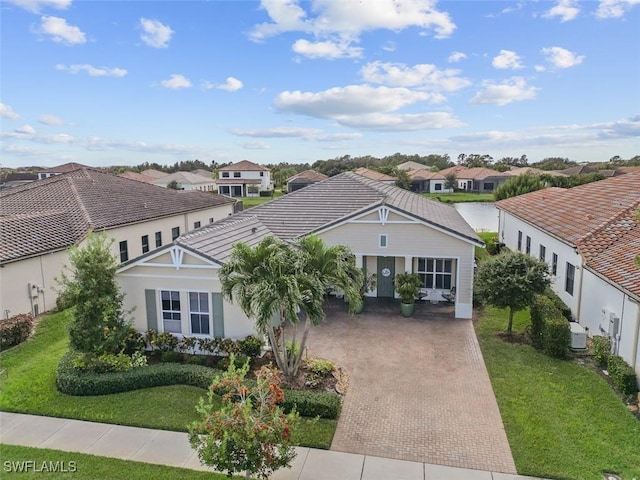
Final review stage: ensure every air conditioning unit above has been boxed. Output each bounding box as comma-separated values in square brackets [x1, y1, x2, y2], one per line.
[569, 322, 587, 350]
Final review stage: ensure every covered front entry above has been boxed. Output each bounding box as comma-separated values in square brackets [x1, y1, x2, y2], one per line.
[376, 256, 395, 297]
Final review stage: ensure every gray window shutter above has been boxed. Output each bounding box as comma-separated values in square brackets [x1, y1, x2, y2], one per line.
[145, 289, 158, 331]
[212, 292, 224, 338]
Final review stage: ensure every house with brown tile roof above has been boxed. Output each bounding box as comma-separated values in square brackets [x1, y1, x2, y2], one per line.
[140, 169, 168, 179]
[407, 169, 450, 193]
[454, 167, 512, 193]
[37, 162, 90, 180]
[151, 171, 217, 192]
[0, 168, 236, 318]
[353, 167, 396, 184]
[286, 169, 328, 192]
[117, 172, 483, 342]
[496, 173, 640, 381]
[217, 160, 272, 197]
[119, 171, 156, 183]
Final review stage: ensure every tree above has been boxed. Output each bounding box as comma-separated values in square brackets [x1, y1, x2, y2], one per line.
[219, 236, 362, 378]
[531, 157, 576, 171]
[444, 173, 457, 191]
[457, 153, 493, 168]
[493, 173, 545, 201]
[56, 233, 131, 354]
[188, 358, 298, 480]
[475, 252, 550, 335]
[166, 180, 182, 190]
[394, 169, 412, 190]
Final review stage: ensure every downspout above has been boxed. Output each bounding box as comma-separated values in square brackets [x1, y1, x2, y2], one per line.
[629, 298, 640, 374]
[39, 254, 47, 312]
[575, 255, 585, 322]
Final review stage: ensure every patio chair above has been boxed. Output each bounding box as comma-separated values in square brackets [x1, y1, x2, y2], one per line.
[442, 287, 456, 304]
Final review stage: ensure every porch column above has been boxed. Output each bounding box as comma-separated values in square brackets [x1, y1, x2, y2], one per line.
[404, 256, 413, 273]
[355, 254, 363, 269]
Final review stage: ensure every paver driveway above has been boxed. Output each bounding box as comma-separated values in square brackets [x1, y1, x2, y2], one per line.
[305, 299, 517, 474]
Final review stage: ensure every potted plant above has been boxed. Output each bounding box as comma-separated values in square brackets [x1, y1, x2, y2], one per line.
[355, 273, 377, 314]
[395, 272, 422, 317]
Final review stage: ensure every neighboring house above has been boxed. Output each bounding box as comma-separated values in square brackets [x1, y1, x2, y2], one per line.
[140, 169, 169, 180]
[397, 161, 430, 171]
[559, 165, 616, 177]
[117, 172, 483, 342]
[353, 167, 396, 184]
[152, 171, 217, 192]
[454, 168, 511, 193]
[286, 169, 328, 192]
[0, 168, 236, 318]
[496, 173, 640, 382]
[505, 167, 567, 177]
[407, 169, 451, 193]
[0, 172, 38, 190]
[217, 160, 272, 197]
[119, 171, 156, 183]
[37, 162, 90, 180]
[191, 169, 214, 178]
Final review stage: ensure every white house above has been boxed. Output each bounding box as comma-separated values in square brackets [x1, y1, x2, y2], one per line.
[217, 160, 272, 197]
[0, 168, 236, 318]
[151, 171, 217, 192]
[117, 172, 483, 341]
[497, 173, 640, 383]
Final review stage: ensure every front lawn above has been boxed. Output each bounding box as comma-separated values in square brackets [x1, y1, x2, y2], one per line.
[0, 444, 238, 479]
[422, 192, 494, 203]
[477, 307, 640, 480]
[239, 191, 283, 209]
[0, 310, 335, 449]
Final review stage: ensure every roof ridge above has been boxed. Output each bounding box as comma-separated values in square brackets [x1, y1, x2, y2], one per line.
[66, 176, 94, 230]
[577, 199, 640, 257]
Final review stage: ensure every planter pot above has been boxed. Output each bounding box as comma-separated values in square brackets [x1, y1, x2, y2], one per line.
[400, 302, 414, 317]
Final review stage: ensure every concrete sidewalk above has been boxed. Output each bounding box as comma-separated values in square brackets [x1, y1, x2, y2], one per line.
[0, 412, 546, 480]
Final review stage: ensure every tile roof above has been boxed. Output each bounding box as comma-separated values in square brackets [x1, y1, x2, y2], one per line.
[286, 169, 328, 183]
[397, 161, 430, 171]
[38, 162, 90, 173]
[497, 173, 640, 297]
[353, 167, 396, 182]
[1, 168, 235, 263]
[505, 167, 567, 177]
[408, 169, 445, 181]
[152, 171, 216, 186]
[218, 160, 270, 172]
[176, 172, 481, 262]
[454, 168, 512, 180]
[119, 171, 156, 183]
[140, 169, 168, 179]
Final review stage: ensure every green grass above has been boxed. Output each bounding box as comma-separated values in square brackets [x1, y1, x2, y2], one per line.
[474, 231, 496, 262]
[0, 310, 336, 449]
[0, 444, 239, 479]
[476, 307, 640, 480]
[239, 191, 284, 208]
[422, 192, 494, 203]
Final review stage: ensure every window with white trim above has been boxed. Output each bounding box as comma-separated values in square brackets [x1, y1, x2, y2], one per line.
[379, 234, 388, 248]
[517, 231, 522, 251]
[565, 263, 575, 296]
[194, 221, 201, 229]
[539, 245, 546, 261]
[161, 290, 181, 333]
[552, 253, 558, 275]
[221, 172, 229, 178]
[119, 241, 128, 262]
[525, 236, 531, 254]
[417, 258, 452, 289]
[172, 226, 180, 240]
[189, 292, 210, 335]
[141, 235, 149, 254]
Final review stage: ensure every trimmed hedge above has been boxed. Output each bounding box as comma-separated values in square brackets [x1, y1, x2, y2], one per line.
[592, 335, 611, 368]
[544, 287, 573, 321]
[0, 313, 34, 351]
[56, 353, 341, 419]
[529, 295, 556, 350]
[542, 316, 571, 359]
[607, 355, 639, 396]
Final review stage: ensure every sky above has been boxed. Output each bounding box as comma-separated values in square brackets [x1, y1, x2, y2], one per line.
[1, 0, 639, 169]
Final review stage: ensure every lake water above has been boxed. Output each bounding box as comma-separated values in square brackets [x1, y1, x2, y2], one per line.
[453, 202, 499, 232]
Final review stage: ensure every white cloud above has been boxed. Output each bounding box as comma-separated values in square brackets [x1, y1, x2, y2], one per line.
[448, 51, 467, 63]
[140, 18, 174, 48]
[315, 132, 362, 141]
[543, 0, 580, 22]
[15, 124, 36, 135]
[360, 61, 471, 92]
[596, 0, 640, 18]
[231, 127, 319, 138]
[382, 41, 396, 52]
[274, 85, 436, 118]
[239, 141, 271, 150]
[470, 77, 538, 106]
[55, 63, 127, 77]
[292, 39, 362, 59]
[7, 0, 71, 13]
[37, 16, 86, 45]
[160, 74, 192, 89]
[541, 46, 585, 68]
[0, 102, 21, 120]
[39, 114, 65, 125]
[492, 50, 523, 69]
[202, 77, 243, 92]
[335, 112, 465, 131]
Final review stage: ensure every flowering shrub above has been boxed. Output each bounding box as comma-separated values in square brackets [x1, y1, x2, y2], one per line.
[0, 313, 34, 350]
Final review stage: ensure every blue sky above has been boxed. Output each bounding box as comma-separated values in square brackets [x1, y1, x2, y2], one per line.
[1, 0, 639, 169]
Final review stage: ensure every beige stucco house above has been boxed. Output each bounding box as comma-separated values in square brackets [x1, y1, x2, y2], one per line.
[0, 168, 236, 318]
[117, 172, 483, 341]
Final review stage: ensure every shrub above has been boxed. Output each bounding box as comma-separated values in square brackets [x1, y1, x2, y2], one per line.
[239, 335, 263, 358]
[607, 355, 639, 396]
[185, 354, 208, 366]
[305, 358, 335, 376]
[529, 295, 557, 350]
[544, 287, 572, 321]
[123, 328, 146, 355]
[150, 332, 179, 352]
[259, 190, 274, 197]
[592, 336, 611, 368]
[542, 316, 571, 359]
[55, 289, 76, 312]
[161, 351, 182, 363]
[130, 351, 148, 368]
[485, 237, 499, 256]
[281, 390, 341, 419]
[217, 355, 248, 371]
[0, 313, 34, 350]
[71, 352, 132, 373]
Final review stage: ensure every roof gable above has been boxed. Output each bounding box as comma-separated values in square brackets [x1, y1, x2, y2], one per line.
[218, 160, 270, 172]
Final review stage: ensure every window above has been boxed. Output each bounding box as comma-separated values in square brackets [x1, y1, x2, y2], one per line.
[525, 236, 531, 254]
[484, 182, 494, 191]
[539, 245, 546, 261]
[379, 234, 387, 248]
[119, 241, 128, 262]
[417, 258, 452, 290]
[552, 253, 558, 275]
[209, 217, 214, 224]
[233, 172, 241, 178]
[221, 172, 229, 178]
[189, 292, 210, 335]
[260, 172, 264, 177]
[434, 183, 442, 191]
[194, 221, 201, 229]
[161, 291, 181, 333]
[517, 231, 523, 251]
[172, 227, 180, 240]
[155, 231, 162, 248]
[565, 263, 575, 295]
[141, 235, 149, 254]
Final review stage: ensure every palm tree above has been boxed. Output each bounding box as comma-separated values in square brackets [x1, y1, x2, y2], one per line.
[220, 235, 362, 378]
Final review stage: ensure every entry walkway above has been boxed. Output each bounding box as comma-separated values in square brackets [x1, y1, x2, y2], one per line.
[0, 413, 546, 480]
